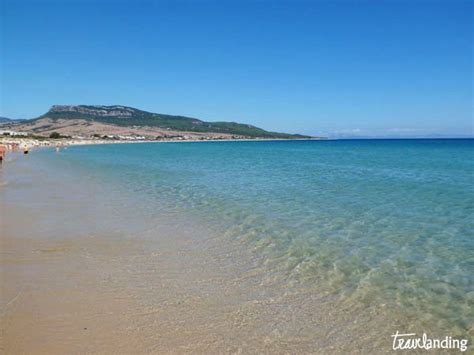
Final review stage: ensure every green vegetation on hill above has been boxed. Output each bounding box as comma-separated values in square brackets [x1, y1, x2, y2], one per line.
[49, 132, 70, 139]
[37, 105, 311, 139]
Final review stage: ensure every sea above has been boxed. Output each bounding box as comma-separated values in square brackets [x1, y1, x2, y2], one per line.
[4, 138, 473, 349]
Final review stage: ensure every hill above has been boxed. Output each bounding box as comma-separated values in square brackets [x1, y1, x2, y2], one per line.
[0, 116, 16, 123]
[28, 105, 310, 139]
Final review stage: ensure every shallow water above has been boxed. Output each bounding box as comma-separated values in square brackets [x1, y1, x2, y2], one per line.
[2, 139, 473, 352]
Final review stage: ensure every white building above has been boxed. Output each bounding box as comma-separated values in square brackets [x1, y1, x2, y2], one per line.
[0, 130, 29, 137]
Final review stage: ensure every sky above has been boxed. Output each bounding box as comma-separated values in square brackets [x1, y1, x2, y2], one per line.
[1, 0, 472, 138]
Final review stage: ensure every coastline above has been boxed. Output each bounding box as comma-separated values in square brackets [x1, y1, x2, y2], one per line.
[1, 147, 400, 354]
[2, 141, 471, 353]
[0, 136, 326, 153]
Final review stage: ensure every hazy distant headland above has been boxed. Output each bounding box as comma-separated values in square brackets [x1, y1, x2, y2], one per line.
[1, 105, 315, 141]
[0, 116, 23, 124]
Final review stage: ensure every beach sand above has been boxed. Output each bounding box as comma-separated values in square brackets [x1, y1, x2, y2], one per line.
[1, 152, 404, 354]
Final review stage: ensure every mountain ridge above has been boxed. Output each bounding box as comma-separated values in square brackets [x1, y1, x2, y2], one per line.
[32, 104, 311, 139]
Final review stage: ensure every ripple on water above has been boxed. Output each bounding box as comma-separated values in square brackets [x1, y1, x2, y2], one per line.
[34, 139, 474, 341]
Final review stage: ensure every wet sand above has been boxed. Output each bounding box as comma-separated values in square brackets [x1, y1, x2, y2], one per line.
[1, 151, 405, 354]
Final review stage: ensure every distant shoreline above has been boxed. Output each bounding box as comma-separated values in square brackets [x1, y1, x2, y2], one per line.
[0, 136, 329, 152]
[2, 136, 471, 154]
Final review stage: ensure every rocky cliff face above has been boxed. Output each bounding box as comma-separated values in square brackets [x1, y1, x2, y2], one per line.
[50, 105, 134, 118]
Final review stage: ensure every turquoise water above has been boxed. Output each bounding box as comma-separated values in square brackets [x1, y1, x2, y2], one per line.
[42, 139, 473, 337]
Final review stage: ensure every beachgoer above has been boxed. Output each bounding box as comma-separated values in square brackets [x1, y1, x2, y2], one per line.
[0, 144, 6, 163]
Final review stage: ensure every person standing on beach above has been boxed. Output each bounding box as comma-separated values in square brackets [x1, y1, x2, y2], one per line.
[0, 144, 6, 163]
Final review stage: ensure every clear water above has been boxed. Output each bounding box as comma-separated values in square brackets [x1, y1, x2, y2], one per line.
[37, 139, 474, 338]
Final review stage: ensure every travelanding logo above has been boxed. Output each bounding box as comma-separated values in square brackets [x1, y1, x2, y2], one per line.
[391, 331, 468, 352]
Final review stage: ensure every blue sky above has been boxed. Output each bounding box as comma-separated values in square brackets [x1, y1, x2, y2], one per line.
[1, 0, 472, 137]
